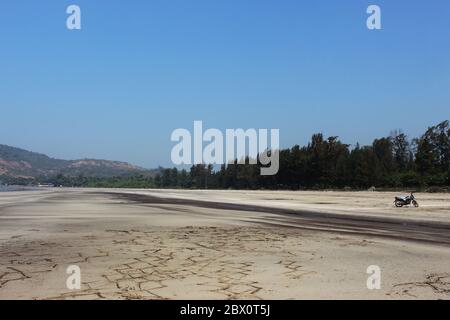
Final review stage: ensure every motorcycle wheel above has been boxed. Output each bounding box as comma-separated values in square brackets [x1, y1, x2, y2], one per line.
[394, 200, 403, 207]
[412, 200, 419, 208]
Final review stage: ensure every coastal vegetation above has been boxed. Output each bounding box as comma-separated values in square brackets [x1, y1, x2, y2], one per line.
[2, 120, 449, 191]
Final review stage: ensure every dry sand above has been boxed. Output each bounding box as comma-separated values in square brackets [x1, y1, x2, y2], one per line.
[0, 188, 449, 300]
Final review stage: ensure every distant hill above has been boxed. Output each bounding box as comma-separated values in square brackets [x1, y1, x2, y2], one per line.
[0, 144, 154, 180]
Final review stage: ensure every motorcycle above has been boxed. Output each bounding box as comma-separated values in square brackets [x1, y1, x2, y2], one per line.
[394, 192, 419, 207]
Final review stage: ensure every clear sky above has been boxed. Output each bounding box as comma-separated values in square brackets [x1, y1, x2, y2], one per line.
[1, 0, 449, 168]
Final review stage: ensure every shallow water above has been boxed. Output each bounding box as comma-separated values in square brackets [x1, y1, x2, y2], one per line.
[0, 185, 34, 192]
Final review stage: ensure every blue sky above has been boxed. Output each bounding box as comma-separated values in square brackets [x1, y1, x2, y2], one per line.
[0, 0, 449, 168]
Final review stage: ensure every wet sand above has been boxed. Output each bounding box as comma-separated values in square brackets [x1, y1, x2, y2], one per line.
[0, 188, 449, 299]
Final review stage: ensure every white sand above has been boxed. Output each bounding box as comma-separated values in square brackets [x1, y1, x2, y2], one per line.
[0, 188, 449, 300]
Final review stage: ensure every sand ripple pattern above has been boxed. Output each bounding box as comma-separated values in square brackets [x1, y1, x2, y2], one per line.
[0, 226, 319, 300]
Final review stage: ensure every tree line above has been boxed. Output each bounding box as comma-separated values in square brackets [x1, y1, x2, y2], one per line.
[21, 120, 450, 190]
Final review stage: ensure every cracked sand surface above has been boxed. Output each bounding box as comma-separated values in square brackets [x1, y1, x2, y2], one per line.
[0, 189, 449, 299]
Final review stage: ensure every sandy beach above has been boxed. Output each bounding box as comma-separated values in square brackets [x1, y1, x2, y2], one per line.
[0, 188, 449, 300]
